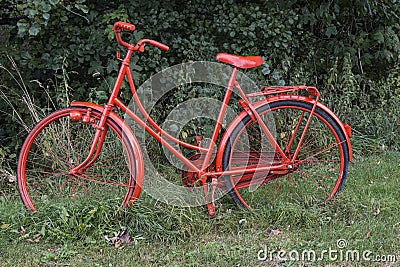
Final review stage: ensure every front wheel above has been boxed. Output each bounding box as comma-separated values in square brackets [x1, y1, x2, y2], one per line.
[222, 100, 350, 209]
[17, 107, 138, 211]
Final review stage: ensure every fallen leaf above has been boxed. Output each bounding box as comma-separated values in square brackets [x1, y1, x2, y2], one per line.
[119, 231, 131, 244]
[1, 224, 10, 229]
[373, 208, 380, 216]
[271, 229, 282, 235]
[366, 231, 371, 238]
[20, 226, 26, 236]
[104, 230, 132, 248]
[33, 234, 42, 242]
[265, 229, 282, 236]
[0, 170, 16, 183]
[114, 239, 122, 249]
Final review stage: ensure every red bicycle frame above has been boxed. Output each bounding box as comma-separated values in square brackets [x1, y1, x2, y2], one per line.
[69, 22, 352, 216]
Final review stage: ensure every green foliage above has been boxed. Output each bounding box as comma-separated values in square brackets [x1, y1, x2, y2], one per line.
[0, 0, 399, 162]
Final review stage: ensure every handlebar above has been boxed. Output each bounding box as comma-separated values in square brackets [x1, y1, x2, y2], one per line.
[137, 39, 169, 51]
[112, 21, 169, 52]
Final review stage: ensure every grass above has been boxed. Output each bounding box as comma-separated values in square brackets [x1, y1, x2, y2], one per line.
[0, 151, 399, 266]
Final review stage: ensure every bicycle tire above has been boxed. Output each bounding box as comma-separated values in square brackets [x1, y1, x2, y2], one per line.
[222, 100, 350, 209]
[17, 106, 138, 211]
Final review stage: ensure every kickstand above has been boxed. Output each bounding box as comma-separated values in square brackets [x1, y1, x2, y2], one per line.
[203, 177, 217, 217]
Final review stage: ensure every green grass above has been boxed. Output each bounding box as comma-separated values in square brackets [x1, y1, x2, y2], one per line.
[1, 151, 399, 266]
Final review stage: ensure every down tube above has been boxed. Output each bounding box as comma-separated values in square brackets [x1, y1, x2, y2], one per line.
[114, 98, 201, 173]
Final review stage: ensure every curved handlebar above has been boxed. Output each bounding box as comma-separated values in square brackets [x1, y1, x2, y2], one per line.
[112, 21, 169, 52]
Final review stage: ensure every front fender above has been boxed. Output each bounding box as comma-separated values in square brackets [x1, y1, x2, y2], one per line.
[215, 96, 353, 171]
[71, 101, 144, 202]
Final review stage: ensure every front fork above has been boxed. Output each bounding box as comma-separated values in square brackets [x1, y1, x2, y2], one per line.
[68, 105, 113, 175]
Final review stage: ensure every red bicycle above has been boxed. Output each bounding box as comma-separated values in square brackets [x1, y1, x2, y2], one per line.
[17, 22, 352, 216]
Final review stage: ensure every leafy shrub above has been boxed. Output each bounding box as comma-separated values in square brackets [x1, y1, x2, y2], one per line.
[0, 0, 399, 165]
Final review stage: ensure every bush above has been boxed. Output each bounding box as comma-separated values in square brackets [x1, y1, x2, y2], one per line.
[0, 0, 399, 169]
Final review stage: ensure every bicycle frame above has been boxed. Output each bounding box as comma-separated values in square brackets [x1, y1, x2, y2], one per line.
[71, 48, 301, 183]
[18, 21, 353, 218]
[70, 22, 353, 215]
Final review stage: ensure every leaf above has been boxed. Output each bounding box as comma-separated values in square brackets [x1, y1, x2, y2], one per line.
[21, 51, 32, 60]
[75, 4, 89, 14]
[181, 131, 188, 140]
[270, 229, 282, 235]
[248, 32, 256, 39]
[262, 66, 270, 75]
[104, 230, 131, 248]
[88, 208, 97, 214]
[1, 224, 10, 229]
[373, 207, 380, 216]
[29, 24, 40, 36]
[325, 26, 337, 38]
[119, 231, 131, 244]
[60, 207, 69, 222]
[277, 80, 286, 86]
[42, 3, 52, 13]
[17, 21, 27, 35]
[265, 229, 283, 236]
[27, 8, 38, 17]
[373, 31, 385, 43]
[27, 234, 42, 243]
[20, 226, 26, 236]
[42, 13, 50, 20]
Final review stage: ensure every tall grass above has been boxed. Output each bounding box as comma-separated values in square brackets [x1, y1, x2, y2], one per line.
[0, 55, 399, 266]
[0, 56, 49, 131]
[0, 56, 71, 184]
[1, 152, 399, 266]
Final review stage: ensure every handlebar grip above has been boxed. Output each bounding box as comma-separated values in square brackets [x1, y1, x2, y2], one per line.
[146, 39, 169, 51]
[113, 21, 136, 32]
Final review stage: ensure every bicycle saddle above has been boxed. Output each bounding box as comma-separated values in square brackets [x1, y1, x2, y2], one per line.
[216, 53, 263, 69]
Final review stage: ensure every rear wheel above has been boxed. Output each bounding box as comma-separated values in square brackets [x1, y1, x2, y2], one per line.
[222, 100, 349, 208]
[17, 107, 138, 211]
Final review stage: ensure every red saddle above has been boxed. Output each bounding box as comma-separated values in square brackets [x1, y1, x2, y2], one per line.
[216, 53, 263, 69]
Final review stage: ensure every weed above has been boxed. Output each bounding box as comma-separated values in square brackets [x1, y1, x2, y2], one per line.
[0, 152, 399, 266]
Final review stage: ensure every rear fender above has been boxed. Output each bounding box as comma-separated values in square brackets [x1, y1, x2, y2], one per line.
[71, 101, 144, 202]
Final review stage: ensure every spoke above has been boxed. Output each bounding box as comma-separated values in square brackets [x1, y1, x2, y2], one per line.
[30, 139, 72, 169]
[19, 108, 135, 210]
[297, 141, 343, 165]
[79, 173, 129, 187]
[226, 102, 347, 209]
